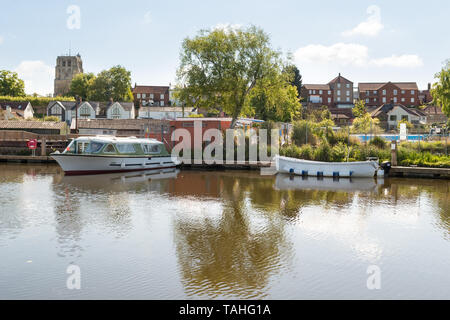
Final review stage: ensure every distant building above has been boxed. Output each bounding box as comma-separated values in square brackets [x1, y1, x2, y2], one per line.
[0, 101, 34, 119]
[358, 82, 419, 108]
[301, 74, 354, 109]
[0, 120, 69, 135]
[47, 100, 135, 124]
[132, 84, 170, 107]
[54, 54, 83, 97]
[138, 106, 197, 120]
[419, 83, 433, 105]
[370, 103, 426, 130]
[423, 105, 448, 124]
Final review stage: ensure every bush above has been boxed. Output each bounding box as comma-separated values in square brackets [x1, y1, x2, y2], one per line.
[369, 136, 387, 149]
[331, 142, 348, 162]
[314, 141, 332, 162]
[292, 120, 317, 146]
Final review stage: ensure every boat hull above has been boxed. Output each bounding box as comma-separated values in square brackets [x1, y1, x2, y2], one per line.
[275, 155, 379, 178]
[51, 154, 181, 176]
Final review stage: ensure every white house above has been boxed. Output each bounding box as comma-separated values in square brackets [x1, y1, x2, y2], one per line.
[0, 101, 34, 119]
[371, 103, 427, 130]
[138, 106, 197, 120]
[47, 100, 135, 124]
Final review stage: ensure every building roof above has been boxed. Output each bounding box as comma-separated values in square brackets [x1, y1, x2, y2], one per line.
[0, 101, 31, 111]
[371, 103, 425, 118]
[303, 84, 331, 90]
[358, 82, 418, 91]
[139, 106, 194, 113]
[132, 85, 170, 94]
[76, 119, 168, 130]
[47, 101, 76, 110]
[0, 120, 67, 130]
[328, 73, 352, 84]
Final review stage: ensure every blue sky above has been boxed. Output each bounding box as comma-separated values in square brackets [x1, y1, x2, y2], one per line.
[0, 0, 448, 95]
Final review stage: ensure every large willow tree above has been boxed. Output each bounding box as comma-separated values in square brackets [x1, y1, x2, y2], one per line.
[176, 26, 300, 127]
[431, 60, 450, 117]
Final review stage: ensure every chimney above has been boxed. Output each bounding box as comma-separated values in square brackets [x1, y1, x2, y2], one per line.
[428, 83, 431, 90]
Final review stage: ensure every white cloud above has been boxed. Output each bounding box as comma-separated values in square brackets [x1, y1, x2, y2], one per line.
[295, 43, 423, 69]
[294, 43, 369, 66]
[370, 54, 424, 68]
[342, 5, 384, 37]
[143, 11, 151, 24]
[15, 61, 53, 96]
[212, 23, 242, 33]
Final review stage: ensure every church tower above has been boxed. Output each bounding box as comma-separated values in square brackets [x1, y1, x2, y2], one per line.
[54, 54, 83, 97]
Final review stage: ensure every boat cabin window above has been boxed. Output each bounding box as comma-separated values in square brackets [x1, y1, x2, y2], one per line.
[65, 140, 76, 154]
[142, 144, 160, 154]
[85, 141, 104, 153]
[103, 144, 116, 154]
[116, 143, 136, 154]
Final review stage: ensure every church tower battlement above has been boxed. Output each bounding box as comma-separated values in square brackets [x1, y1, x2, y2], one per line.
[54, 54, 83, 97]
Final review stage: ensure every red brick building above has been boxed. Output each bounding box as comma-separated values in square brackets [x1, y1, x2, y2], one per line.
[301, 74, 354, 108]
[132, 84, 170, 107]
[358, 82, 419, 107]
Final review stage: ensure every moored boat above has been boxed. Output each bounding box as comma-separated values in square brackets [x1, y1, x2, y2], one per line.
[51, 136, 180, 175]
[275, 155, 380, 178]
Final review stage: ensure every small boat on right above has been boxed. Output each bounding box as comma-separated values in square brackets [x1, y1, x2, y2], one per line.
[275, 155, 382, 178]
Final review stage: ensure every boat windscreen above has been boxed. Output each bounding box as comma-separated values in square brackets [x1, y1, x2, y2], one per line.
[85, 141, 104, 153]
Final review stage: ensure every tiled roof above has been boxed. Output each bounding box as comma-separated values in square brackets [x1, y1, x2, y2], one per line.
[359, 82, 418, 91]
[133, 85, 170, 94]
[76, 119, 168, 130]
[303, 84, 330, 90]
[423, 105, 443, 115]
[328, 74, 352, 84]
[371, 104, 425, 117]
[0, 120, 67, 129]
[0, 101, 31, 110]
[47, 101, 76, 110]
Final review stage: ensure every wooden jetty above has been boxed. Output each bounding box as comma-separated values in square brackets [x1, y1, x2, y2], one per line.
[389, 166, 450, 179]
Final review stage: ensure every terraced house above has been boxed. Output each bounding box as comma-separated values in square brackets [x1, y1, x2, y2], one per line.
[358, 82, 419, 108]
[301, 74, 354, 109]
[47, 99, 135, 124]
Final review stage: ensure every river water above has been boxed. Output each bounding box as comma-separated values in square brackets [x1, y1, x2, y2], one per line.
[0, 163, 449, 299]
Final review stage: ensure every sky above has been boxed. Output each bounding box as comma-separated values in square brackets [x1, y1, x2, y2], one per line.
[0, 0, 449, 96]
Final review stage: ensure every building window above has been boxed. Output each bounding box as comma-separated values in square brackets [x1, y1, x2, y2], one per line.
[393, 90, 397, 95]
[160, 101, 164, 106]
[401, 90, 405, 94]
[111, 106, 121, 119]
[346, 97, 350, 102]
[401, 98, 405, 102]
[411, 90, 415, 94]
[374, 98, 377, 102]
[393, 97, 397, 103]
[337, 83, 341, 88]
[366, 91, 369, 96]
[382, 97, 386, 103]
[366, 99, 369, 103]
[346, 90, 350, 96]
[80, 105, 91, 118]
[383, 90, 386, 95]
[137, 93, 141, 99]
[373, 90, 377, 94]
[328, 90, 331, 95]
[309, 90, 312, 94]
[328, 97, 331, 103]
[346, 83, 350, 88]
[160, 94, 164, 99]
[150, 93, 154, 99]
[337, 90, 341, 96]
[313, 90, 316, 94]
[319, 90, 322, 94]
[390, 115, 397, 121]
[142, 93, 146, 98]
[402, 115, 408, 121]
[411, 98, 415, 103]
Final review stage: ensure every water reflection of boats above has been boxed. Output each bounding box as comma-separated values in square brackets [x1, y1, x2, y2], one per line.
[59, 168, 179, 191]
[275, 173, 383, 192]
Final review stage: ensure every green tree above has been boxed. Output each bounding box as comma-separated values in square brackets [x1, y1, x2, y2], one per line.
[283, 64, 302, 98]
[176, 26, 286, 128]
[397, 118, 413, 129]
[351, 113, 381, 135]
[0, 70, 26, 97]
[352, 99, 367, 118]
[79, 66, 133, 102]
[69, 73, 95, 100]
[431, 60, 450, 117]
[246, 73, 302, 122]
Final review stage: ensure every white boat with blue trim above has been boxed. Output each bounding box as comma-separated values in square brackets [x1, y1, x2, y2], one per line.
[51, 136, 180, 175]
[275, 155, 381, 178]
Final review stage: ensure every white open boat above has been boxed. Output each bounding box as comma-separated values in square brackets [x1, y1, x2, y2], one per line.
[51, 136, 180, 175]
[275, 155, 380, 178]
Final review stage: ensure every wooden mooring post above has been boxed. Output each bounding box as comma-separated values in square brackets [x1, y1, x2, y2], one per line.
[40, 137, 47, 156]
[390, 140, 397, 166]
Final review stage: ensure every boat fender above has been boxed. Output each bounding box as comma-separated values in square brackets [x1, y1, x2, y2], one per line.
[317, 171, 323, 177]
[333, 172, 339, 177]
[289, 168, 294, 174]
[301, 170, 308, 176]
[349, 171, 354, 177]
